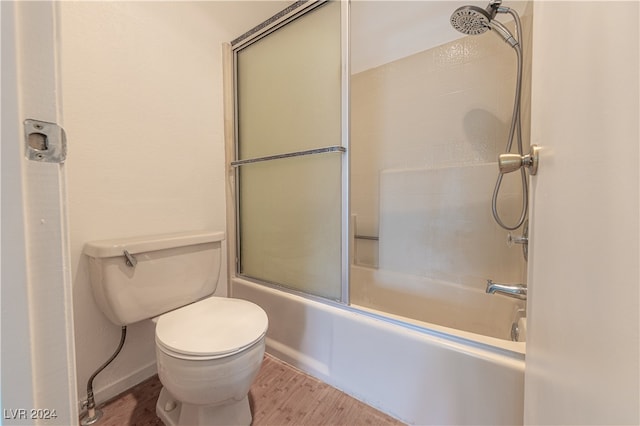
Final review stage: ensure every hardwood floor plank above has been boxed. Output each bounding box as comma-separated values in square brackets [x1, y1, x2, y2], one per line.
[94, 375, 163, 426]
[90, 354, 404, 426]
[250, 357, 304, 423]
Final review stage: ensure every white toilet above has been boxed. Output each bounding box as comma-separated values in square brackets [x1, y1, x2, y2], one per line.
[83, 231, 268, 426]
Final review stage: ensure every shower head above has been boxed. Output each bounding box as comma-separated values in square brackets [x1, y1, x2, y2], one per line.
[450, 5, 492, 36]
[450, 3, 519, 48]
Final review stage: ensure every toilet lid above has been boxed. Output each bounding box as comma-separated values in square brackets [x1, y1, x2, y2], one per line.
[155, 297, 268, 358]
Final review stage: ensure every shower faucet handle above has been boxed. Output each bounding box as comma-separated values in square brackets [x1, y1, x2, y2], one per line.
[498, 144, 540, 175]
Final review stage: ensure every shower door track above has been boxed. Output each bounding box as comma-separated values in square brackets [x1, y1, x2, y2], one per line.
[231, 0, 329, 50]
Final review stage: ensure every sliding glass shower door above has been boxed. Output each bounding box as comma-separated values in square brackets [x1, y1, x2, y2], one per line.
[232, 1, 346, 301]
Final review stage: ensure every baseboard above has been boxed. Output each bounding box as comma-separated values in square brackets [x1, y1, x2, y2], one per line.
[77, 361, 158, 413]
[265, 338, 330, 381]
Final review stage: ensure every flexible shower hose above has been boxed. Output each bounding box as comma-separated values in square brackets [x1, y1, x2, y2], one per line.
[491, 9, 529, 231]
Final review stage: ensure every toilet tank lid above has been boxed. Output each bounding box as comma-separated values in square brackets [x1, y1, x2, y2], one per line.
[83, 231, 225, 258]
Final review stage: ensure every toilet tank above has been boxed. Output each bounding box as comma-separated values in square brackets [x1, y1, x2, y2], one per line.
[83, 231, 225, 326]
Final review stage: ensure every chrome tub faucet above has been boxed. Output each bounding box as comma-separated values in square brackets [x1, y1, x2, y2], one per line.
[486, 280, 527, 300]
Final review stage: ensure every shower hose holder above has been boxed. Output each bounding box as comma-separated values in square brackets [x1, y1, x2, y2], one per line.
[498, 144, 540, 175]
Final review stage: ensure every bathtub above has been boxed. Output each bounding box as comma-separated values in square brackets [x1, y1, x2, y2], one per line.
[232, 273, 525, 425]
[350, 265, 526, 341]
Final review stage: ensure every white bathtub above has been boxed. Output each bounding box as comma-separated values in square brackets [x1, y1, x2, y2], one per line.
[350, 265, 526, 341]
[231, 275, 525, 425]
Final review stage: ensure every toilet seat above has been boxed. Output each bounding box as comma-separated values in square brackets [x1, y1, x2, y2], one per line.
[155, 297, 268, 360]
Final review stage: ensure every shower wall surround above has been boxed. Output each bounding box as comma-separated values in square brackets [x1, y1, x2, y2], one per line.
[351, 12, 532, 294]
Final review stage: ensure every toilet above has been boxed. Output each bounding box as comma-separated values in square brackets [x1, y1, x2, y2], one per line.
[83, 231, 268, 426]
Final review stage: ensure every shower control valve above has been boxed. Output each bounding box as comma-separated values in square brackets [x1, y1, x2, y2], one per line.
[498, 144, 540, 175]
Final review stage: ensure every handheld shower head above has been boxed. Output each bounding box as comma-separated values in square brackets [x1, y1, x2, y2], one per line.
[450, 3, 518, 47]
[450, 5, 491, 36]
[488, 20, 518, 47]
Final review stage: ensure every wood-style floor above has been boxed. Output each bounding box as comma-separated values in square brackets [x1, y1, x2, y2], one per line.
[92, 354, 404, 426]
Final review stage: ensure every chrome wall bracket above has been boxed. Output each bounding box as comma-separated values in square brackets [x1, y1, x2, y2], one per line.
[507, 219, 529, 261]
[498, 144, 539, 175]
[24, 119, 67, 163]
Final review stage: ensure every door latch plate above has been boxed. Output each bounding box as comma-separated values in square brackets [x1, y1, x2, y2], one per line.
[24, 119, 67, 163]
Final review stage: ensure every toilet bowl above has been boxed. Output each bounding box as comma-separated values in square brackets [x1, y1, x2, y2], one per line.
[83, 231, 268, 426]
[154, 297, 267, 426]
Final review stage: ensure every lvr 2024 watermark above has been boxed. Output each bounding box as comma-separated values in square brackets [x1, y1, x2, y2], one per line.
[4, 409, 58, 420]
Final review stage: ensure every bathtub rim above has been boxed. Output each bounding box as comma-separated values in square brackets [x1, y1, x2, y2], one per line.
[231, 275, 525, 360]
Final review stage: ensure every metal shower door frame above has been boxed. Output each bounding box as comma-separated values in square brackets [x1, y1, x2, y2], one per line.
[228, 0, 351, 305]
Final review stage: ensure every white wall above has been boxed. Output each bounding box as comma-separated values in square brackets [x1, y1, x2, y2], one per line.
[58, 1, 289, 406]
[525, 1, 639, 424]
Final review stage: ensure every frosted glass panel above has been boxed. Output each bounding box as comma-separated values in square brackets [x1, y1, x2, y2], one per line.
[235, 1, 344, 301]
[236, 1, 341, 160]
[239, 154, 342, 300]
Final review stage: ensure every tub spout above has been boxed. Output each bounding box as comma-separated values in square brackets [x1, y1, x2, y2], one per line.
[486, 280, 527, 300]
